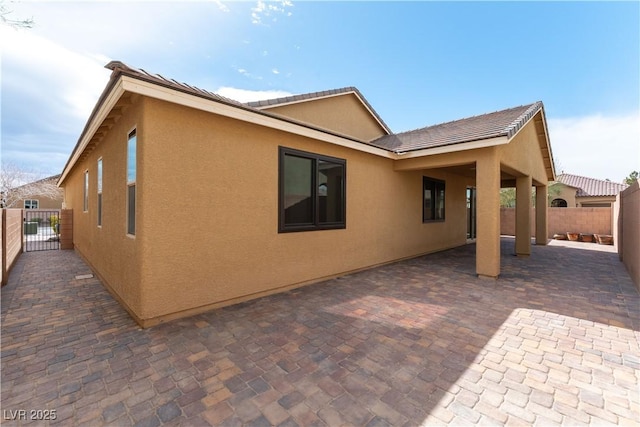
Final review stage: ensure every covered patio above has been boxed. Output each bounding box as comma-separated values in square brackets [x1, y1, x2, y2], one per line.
[389, 101, 555, 278]
[1, 238, 638, 426]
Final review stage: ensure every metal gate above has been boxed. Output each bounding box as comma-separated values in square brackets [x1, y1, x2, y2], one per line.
[24, 210, 61, 252]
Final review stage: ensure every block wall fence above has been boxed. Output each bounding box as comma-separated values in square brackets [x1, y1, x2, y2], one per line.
[500, 207, 613, 239]
[617, 181, 639, 291]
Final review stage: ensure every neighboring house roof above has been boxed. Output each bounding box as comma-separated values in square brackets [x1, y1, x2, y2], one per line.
[555, 173, 628, 197]
[371, 102, 543, 153]
[14, 174, 61, 189]
[246, 87, 392, 135]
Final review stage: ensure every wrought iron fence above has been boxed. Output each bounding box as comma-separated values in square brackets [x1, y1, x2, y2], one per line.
[23, 210, 61, 252]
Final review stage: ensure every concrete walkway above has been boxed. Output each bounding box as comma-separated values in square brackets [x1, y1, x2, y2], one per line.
[1, 239, 639, 426]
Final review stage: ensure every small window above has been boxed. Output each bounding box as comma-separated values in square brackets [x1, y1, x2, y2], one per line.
[24, 199, 39, 209]
[127, 129, 136, 235]
[83, 170, 89, 212]
[423, 177, 445, 222]
[279, 147, 346, 232]
[97, 158, 103, 226]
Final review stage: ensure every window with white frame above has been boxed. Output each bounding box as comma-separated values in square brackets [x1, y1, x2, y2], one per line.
[24, 199, 39, 209]
[97, 158, 103, 226]
[83, 170, 89, 212]
[127, 129, 136, 235]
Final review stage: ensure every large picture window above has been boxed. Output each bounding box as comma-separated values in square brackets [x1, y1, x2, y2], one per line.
[127, 129, 136, 235]
[279, 147, 346, 232]
[423, 176, 445, 222]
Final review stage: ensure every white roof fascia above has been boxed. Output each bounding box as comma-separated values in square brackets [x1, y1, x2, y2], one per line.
[58, 80, 126, 186]
[121, 77, 395, 159]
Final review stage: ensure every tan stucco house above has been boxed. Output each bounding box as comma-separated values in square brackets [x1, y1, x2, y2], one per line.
[550, 173, 628, 207]
[2, 174, 63, 210]
[58, 61, 555, 327]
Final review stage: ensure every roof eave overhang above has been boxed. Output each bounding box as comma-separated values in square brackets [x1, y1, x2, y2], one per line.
[59, 76, 396, 186]
[502, 106, 555, 182]
[58, 79, 126, 186]
[394, 135, 510, 159]
[120, 77, 394, 157]
[535, 108, 556, 181]
[59, 71, 556, 187]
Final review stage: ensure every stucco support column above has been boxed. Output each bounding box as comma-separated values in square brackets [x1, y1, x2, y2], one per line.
[535, 185, 548, 245]
[476, 156, 501, 278]
[515, 175, 532, 256]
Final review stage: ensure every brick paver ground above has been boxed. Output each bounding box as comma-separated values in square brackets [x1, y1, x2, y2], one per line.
[1, 238, 639, 426]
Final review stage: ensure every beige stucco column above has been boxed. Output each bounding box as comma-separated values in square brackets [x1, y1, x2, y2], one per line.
[515, 175, 532, 256]
[535, 185, 548, 245]
[476, 155, 501, 278]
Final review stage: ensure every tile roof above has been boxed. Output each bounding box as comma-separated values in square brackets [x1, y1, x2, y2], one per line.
[104, 61, 544, 156]
[105, 61, 249, 108]
[556, 174, 628, 197]
[106, 62, 393, 135]
[102, 61, 389, 147]
[15, 174, 61, 190]
[62, 61, 553, 185]
[370, 102, 544, 153]
[245, 87, 392, 134]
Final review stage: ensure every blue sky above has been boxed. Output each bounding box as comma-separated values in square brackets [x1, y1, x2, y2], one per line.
[1, 1, 639, 183]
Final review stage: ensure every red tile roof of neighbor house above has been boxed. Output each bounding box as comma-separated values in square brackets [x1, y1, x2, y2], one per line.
[369, 102, 544, 153]
[556, 173, 628, 197]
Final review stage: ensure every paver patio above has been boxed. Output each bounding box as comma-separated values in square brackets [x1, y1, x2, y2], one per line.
[1, 238, 639, 426]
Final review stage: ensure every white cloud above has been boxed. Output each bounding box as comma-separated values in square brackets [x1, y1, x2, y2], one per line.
[215, 87, 292, 103]
[1, 25, 110, 122]
[212, 0, 230, 13]
[547, 112, 640, 183]
[272, 68, 280, 74]
[251, 0, 294, 25]
[234, 67, 263, 80]
[0, 25, 111, 173]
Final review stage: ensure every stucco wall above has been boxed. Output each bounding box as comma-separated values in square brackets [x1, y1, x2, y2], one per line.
[63, 96, 144, 317]
[261, 93, 387, 142]
[63, 95, 470, 325]
[136, 97, 468, 324]
[619, 181, 639, 290]
[500, 207, 612, 238]
[498, 113, 549, 186]
[2, 209, 23, 286]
